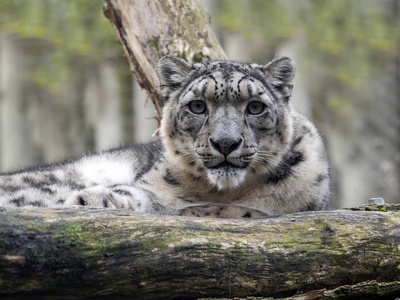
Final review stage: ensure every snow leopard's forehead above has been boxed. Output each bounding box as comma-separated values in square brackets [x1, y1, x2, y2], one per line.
[181, 61, 270, 104]
[157, 55, 295, 104]
[191, 60, 266, 84]
[194, 60, 261, 76]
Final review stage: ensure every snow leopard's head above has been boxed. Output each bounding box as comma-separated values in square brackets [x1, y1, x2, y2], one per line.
[157, 56, 295, 190]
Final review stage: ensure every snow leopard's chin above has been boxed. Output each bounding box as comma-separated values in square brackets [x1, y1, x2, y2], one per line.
[206, 167, 247, 190]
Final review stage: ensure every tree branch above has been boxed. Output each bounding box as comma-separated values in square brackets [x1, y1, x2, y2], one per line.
[103, 0, 227, 121]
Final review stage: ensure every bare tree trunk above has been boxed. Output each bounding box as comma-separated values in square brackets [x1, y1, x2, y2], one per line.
[84, 61, 122, 150]
[103, 0, 227, 123]
[0, 35, 33, 172]
[1, 206, 400, 299]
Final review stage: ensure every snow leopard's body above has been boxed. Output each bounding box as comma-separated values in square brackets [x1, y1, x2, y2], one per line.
[0, 56, 330, 218]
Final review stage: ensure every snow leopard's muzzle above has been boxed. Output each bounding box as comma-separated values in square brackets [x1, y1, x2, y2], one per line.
[193, 112, 259, 189]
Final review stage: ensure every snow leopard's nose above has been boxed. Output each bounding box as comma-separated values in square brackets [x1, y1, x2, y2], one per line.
[210, 137, 242, 156]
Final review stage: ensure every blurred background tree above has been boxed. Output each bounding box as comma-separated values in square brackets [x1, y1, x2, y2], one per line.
[0, 0, 399, 208]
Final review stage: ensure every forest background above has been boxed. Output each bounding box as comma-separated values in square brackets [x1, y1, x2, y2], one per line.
[0, 0, 399, 209]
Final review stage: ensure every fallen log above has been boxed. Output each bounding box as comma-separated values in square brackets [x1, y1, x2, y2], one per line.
[1, 205, 400, 299]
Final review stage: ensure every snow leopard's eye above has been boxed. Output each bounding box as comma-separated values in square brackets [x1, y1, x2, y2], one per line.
[247, 101, 265, 115]
[188, 100, 207, 114]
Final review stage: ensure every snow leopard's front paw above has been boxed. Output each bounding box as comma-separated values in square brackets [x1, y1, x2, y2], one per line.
[64, 186, 121, 209]
[179, 205, 267, 218]
[64, 185, 152, 211]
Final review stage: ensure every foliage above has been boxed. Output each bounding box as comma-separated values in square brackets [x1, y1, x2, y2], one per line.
[217, 0, 296, 45]
[302, 0, 399, 88]
[217, 0, 400, 116]
[0, 0, 122, 93]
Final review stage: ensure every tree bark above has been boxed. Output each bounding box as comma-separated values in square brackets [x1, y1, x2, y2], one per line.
[1, 205, 400, 299]
[103, 0, 227, 123]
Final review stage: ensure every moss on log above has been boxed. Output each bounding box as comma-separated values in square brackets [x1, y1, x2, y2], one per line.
[1, 207, 400, 299]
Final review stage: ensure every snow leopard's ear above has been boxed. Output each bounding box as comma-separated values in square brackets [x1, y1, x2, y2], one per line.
[157, 56, 192, 101]
[262, 57, 295, 100]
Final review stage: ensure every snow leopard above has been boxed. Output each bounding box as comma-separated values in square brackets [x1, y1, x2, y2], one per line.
[0, 56, 330, 218]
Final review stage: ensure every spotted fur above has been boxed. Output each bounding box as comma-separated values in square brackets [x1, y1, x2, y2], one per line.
[0, 56, 330, 218]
